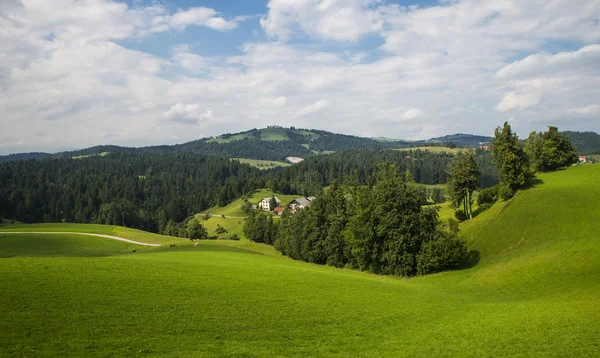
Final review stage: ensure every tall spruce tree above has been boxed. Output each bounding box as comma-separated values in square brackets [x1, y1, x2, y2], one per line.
[447, 151, 480, 220]
[491, 122, 530, 189]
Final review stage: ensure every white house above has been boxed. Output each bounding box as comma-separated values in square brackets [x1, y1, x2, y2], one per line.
[288, 196, 315, 214]
[258, 197, 281, 212]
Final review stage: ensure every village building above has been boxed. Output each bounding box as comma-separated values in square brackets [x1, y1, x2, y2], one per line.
[258, 197, 281, 212]
[273, 207, 286, 216]
[288, 196, 315, 214]
[579, 156, 587, 163]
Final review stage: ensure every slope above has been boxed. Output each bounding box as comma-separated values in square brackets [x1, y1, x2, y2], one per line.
[0, 165, 599, 356]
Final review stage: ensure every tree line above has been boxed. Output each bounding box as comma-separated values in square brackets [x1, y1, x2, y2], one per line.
[244, 163, 467, 277]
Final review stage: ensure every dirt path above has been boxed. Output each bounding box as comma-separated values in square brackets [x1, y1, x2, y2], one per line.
[0, 232, 161, 247]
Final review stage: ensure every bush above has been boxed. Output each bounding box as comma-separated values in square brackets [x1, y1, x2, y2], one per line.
[207, 235, 218, 240]
[203, 213, 211, 221]
[416, 235, 467, 275]
[477, 186, 498, 206]
[454, 210, 468, 222]
[215, 225, 228, 234]
[498, 183, 515, 200]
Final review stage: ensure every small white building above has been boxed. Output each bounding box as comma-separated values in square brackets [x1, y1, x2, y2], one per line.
[258, 197, 281, 212]
[288, 196, 315, 214]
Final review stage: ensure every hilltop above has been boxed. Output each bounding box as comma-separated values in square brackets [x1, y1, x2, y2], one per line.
[1, 165, 599, 356]
[0, 126, 495, 163]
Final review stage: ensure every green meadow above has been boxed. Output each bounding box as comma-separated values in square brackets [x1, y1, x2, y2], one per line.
[1, 165, 599, 356]
[232, 158, 291, 170]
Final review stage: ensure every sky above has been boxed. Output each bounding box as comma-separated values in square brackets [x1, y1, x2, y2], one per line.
[0, 0, 599, 154]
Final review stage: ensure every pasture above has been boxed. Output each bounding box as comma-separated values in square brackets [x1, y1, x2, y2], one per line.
[1, 165, 599, 356]
[232, 158, 290, 170]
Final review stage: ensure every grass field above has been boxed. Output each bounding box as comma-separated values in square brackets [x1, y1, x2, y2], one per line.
[199, 189, 298, 218]
[1, 165, 599, 356]
[197, 189, 299, 239]
[71, 151, 110, 159]
[207, 128, 321, 143]
[232, 158, 290, 170]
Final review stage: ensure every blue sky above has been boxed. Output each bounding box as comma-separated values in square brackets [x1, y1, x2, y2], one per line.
[0, 0, 599, 153]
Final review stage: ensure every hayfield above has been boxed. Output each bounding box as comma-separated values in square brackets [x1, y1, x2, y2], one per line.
[232, 158, 290, 170]
[1, 165, 599, 356]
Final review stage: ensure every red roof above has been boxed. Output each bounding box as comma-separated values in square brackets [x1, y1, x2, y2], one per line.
[274, 207, 285, 212]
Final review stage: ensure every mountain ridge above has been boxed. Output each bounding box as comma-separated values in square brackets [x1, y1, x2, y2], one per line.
[0, 127, 495, 163]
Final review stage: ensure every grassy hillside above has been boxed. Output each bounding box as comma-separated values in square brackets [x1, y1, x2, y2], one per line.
[199, 189, 299, 217]
[0, 223, 183, 245]
[1, 165, 599, 356]
[232, 158, 290, 170]
[197, 189, 299, 239]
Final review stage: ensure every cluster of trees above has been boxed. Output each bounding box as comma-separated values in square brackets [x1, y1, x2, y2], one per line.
[526, 127, 579, 172]
[0, 153, 266, 234]
[267, 148, 497, 197]
[445, 124, 579, 221]
[492, 124, 578, 192]
[246, 164, 467, 277]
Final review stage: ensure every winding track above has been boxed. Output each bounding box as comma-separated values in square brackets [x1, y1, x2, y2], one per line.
[0, 232, 161, 247]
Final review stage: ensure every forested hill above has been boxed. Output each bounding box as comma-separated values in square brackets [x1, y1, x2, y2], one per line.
[428, 133, 492, 147]
[0, 148, 498, 235]
[563, 131, 600, 155]
[0, 127, 495, 163]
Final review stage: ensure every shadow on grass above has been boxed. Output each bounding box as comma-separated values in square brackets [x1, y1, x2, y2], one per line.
[521, 177, 544, 190]
[460, 250, 481, 269]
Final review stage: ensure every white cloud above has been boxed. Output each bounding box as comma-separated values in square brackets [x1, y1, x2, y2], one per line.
[496, 45, 600, 79]
[497, 91, 541, 112]
[261, 0, 383, 42]
[402, 108, 423, 120]
[166, 7, 243, 31]
[569, 104, 600, 116]
[164, 103, 213, 124]
[1, 0, 600, 154]
[296, 100, 330, 117]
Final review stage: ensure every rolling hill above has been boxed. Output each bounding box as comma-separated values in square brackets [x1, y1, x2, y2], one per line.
[0, 164, 598, 356]
[0, 127, 498, 163]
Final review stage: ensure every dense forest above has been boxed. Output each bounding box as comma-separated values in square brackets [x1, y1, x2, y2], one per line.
[266, 148, 498, 196]
[244, 164, 467, 276]
[563, 131, 600, 155]
[0, 147, 497, 234]
[0, 153, 266, 233]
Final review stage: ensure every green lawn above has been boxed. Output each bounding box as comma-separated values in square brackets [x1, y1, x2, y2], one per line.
[232, 158, 290, 170]
[1, 165, 599, 356]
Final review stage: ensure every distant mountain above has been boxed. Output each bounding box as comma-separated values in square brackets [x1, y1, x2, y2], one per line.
[426, 133, 493, 147]
[563, 131, 600, 155]
[0, 127, 513, 163]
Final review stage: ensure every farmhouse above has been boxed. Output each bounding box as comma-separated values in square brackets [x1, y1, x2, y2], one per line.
[258, 197, 281, 212]
[579, 156, 587, 163]
[288, 196, 315, 214]
[273, 207, 286, 216]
